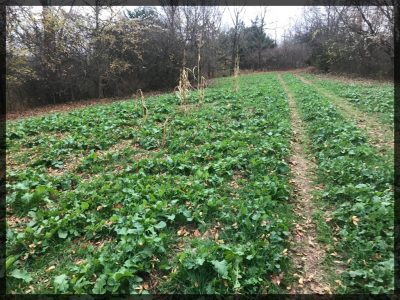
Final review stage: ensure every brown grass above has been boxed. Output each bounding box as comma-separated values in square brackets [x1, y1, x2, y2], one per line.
[197, 76, 206, 105]
[176, 68, 192, 106]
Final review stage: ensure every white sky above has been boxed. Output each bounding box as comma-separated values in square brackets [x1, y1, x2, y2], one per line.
[29, 5, 304, 44]
[221, 6, 304, 43]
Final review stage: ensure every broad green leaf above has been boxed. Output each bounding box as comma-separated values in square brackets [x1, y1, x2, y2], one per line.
[211, 260, 229, 279]
[58, 230, 68, 239]
[92, 274, 107, 294]
[195, 257, 205, 266]
[10, 269, 32, 283]
[54, 274, 69, 292]
[154, 221, 167, 229]
[6, 256, 17, 271]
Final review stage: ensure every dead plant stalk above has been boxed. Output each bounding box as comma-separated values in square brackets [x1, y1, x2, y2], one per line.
[137, 89, 148, 120]
[161, 117, 170, 148]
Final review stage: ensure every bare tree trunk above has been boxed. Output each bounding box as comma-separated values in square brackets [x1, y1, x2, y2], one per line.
[40, 2, 57, 105]
[94, 5, 104, 98]
[257, 7, 267, 70]
[229, 7, 244, 75]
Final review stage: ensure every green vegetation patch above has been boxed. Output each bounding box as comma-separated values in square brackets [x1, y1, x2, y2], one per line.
[6, 73, 294, 294]
[283, 73, 394, 294]
[301, 73, 394, 126]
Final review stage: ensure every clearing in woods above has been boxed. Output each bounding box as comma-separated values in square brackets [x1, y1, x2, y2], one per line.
[5, 72, 394, 294]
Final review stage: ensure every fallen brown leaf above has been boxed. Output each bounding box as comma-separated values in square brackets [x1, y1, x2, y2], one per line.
[271, 272, 284, 286]
[193, 229, 201, 237]
[177, 227, 188, 236]
[351, 216, 359, 226]
[46, 265, 56, 272]
[76, 259, 86, 265]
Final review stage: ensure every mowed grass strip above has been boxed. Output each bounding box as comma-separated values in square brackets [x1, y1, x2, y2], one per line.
[282, 73, 394, 294]
[300, 73, 394, 127]
[6, 73, 294, 294]
[295, 74, 393, 161]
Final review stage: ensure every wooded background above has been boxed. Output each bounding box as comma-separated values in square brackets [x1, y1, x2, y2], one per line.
[6, 3, 394, 112]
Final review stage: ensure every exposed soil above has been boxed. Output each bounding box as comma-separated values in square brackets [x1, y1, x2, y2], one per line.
[47, 141, 129, 179]
[97, 140, 138, 158]
[278, 74, 332, 294]
[295, 74, 393, 156]
[7, 215, 32, 232]
[6, 147, 40, 174]
[228, 170, 245, 190]
[178, 103, 201, 112]
[47, 152, 86, 177]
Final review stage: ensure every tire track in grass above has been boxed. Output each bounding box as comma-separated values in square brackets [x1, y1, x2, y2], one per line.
[294, 74, 393, 157]
[278, 74, 332, 294]
[283, 73, 394, 293]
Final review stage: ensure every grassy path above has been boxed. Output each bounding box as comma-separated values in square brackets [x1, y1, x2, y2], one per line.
[299, 73, 393, 126]
[278, 74, 331, 294]
[295, 74, 393, 158]
[282, 73, 394, 293]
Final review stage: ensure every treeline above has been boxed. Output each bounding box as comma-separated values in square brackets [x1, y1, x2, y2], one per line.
[6, 4, 394, 112]
[290, 5, 394, 78]
[6, 5, 276, 111]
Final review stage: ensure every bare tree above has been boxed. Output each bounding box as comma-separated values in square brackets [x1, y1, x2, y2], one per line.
[228, 6, 245, 75]
[256, 7, 268, 69]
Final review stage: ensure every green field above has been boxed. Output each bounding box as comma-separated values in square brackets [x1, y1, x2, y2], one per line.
[6, 72, 394, 294]
[300, 73, 394, 126]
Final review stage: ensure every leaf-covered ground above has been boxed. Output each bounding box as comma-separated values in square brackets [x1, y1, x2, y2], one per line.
[6, 72, 394, 294]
